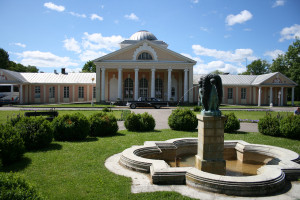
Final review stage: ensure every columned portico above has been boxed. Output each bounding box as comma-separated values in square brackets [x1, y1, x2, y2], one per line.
[134, 68, 139, 100]
[151, 68, 155, 98]
[167, 68, 172, 101]
[118, 67, 122, 99]
[101, 68, 105, 101]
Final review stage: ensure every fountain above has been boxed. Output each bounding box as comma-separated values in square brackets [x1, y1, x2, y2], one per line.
[108, 74, 300, 197]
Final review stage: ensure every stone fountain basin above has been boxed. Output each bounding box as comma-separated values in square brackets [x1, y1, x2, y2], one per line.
[119, 138, 300, 196]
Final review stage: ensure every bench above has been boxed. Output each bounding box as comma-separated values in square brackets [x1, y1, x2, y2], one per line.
[24, 110, 59, 121]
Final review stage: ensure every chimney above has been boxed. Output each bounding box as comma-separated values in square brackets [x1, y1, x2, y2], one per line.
[54, 70, 58, 74]
[61, 68, 66, 74]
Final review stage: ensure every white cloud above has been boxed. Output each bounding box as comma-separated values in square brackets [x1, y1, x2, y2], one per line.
[226, 10, 253, 26]
[193, 61, 245, 75]
[44, 2, 65, 12]
[82, 32, 125, 51]
[69, 12, 86, 18]
[279, 24, 300, 42]
[17, 51, 78, 68]
[192, 44, 256, 63]
[79, 50, 106, 62]
[264, 49, 285, 59]
[272, 0, 285, 7]
[10, 43, 26, 48]
[90, 14, 103, 21]
[65, 67, 82, 73]
[181, 53, 203, 63]
[63, 38, 81, 53]
[191, 0, 199, 3]
[200, 27, 209, 32]
[124, 13, 139, 21]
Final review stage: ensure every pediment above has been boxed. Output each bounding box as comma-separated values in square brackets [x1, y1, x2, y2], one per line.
[260, 72, 297, 86]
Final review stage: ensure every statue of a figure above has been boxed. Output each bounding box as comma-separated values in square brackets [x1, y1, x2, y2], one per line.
[199, 74, 223, 116]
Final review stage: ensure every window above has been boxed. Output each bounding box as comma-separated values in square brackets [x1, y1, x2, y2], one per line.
[93, 87, 96, 99]
[155, 78, 163, 99]
[228, 88, 233, 99]
[137, 52, 153, 60]
[124, 78, 133, 99]
[241, 88, 246, 99]
[13, 86, 19, 92]
[49, 86, 55, 98]
[0, 86, 10, 92]
[64, 86, 69, 98]
[171, 87, 175, 97]
[34, 86, 40, 98]
[78, 86, 84, 98]
[139, 78, 148, 98]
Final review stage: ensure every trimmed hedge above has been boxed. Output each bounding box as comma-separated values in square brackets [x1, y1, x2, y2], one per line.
[0, 172, 44, 200]
[168, 108, 197, 131]
[14, 117, 53, 150]
[224, 112, 240, 133]
[124, 112, 155, 132]
[89, 112, 119, 137]
[258, 112, 280, 137]
[0, 124, 25, 165]
[52, 113, 89, 141]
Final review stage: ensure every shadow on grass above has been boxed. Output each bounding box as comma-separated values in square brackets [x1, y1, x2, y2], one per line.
[1, 157, 32, 172]
[95, 132, 126, 138]
[227, 131, 249, 134]
[29, 143, 63, 153]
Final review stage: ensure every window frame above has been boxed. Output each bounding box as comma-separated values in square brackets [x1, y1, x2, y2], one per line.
[78, 86, 84, 99]
[137, 52, 153, 60]
[49, 86, 55, 98]
[155, 78, 163, 99]
[241, 88, 246, 99]
[64, 86, 69, 98]
[228, 88, 233, 99]
[34, 86, 40, 98]
[124, 78, 133, 99]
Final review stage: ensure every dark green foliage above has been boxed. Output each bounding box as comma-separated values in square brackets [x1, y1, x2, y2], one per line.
[102, 107, 110, 112]
[258, 112, 281, 137]
[0, 124, 25, 165]
[14, 117, 53, 150]
[224, 112, 240, 133]
[124, 112, 155, 132]
[82, 60, 96, 72]
[0, 173, 44, 200]
[279, 114, 300, 139]
[168, 108, 197, 131]
[193, 106, 202, 112]
[89, 112, 118, 137]
[52, 113, 89, 141]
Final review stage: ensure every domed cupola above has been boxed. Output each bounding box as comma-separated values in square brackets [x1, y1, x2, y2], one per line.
[129, 30, 158, 41]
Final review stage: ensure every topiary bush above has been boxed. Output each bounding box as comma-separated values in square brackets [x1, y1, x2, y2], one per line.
[0, 124, 25, 165]
[124, 112, 156, 132]
[258, 112, 280, 137]
[52, 113, 89, 141]
[168, 108, 197, 131]
[14, 117, 53, 150]
[89, 112, 118, 137]
[224, 112, 240, 133]
[0, 172, 45, 200]
[279, 114, 300, 139]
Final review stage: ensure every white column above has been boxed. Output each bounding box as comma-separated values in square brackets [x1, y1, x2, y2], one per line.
[167, 68, 172, 101]
[292, 87, 295, 106]
[281, 87, 284, 106]
[57, 85, 60, 103]
[188, 67, 193, 103]
[151, 68, 155, 98]
[258, 87, 262, 106]
[184, 68, 188, 102]
[25, 85, 28, 103]
[96, 66, 101, 102]
[134, 68, 139, 100]
[118, 67, 122, 100]
[269, 87, 273, 105]
[19, 84, 23, 104]
[101, 68, 105, 101]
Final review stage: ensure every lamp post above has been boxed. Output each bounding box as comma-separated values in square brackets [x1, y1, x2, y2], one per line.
[91, 78, 95, 106]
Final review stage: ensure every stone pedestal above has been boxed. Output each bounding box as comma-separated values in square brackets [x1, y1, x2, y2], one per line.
[195, 115, 226, 175]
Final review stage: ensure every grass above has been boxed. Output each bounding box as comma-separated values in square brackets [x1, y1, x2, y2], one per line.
[287, 101, 300, 106]
[221, 110, 292, 120]
[1, 129, 299, 199]
[15, 103, 115, 108]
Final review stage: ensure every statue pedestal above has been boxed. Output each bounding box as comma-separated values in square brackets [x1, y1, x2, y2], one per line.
[195, 115, 226, 175]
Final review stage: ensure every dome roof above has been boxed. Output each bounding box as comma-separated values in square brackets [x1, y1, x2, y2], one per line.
[129, 30, 157, 41]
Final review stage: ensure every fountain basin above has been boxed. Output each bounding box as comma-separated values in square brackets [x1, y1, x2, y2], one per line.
[119, 138, 300, 196]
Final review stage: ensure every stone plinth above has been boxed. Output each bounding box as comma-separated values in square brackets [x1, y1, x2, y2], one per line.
[195, 115, 226, 175]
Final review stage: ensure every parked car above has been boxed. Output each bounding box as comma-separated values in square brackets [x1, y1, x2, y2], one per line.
[126, 97, 167, 109]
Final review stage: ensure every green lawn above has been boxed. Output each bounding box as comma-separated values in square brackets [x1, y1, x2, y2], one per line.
[1, 129, 299, 200]
[15, 103, 115, 108]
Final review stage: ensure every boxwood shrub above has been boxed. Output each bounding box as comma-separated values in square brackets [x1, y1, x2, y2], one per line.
[258, 112, 281, 137]
[124, 112, 155, 132]
[224, 112, 240, 133]
[52, 112, 89, 141]
[279, 114, 300, 139]
[0, 124, 25, 165]
[14, 117, 53, 150]
[89, 112, 118, 137]
[0, 172, 44, 200]
[168, 108, 197, 131]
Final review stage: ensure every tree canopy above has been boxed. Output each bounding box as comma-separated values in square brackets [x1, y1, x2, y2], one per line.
[240, 59, 270, 75]
[82, 61, 96, 72]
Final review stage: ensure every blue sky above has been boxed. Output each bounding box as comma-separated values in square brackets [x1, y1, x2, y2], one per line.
[1, 0, 299, 74]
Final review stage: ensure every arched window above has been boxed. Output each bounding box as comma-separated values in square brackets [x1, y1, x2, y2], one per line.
[137, 52, 153, 60]
[139, 78, 148, 98]
[155, 78, 163, 99]
[124, 78, 133, 99]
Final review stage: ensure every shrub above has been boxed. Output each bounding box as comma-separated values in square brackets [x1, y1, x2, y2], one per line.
[124, 112, 156, 132]
[0, 124, 25, 165]
[224, 112, 240, 133]
[14, 117, 53, 150]
[258, 112, 280, 137]
[168, 108, 197, 131]
[193, 106, 202, 112]
[279, 114, 300, 139]
[0, 172, 44, 200]
[119, 110, 131, 121]
[102, 107, 110, 112]
[89, 112, 118, 137]
[52, 113, 89, 141]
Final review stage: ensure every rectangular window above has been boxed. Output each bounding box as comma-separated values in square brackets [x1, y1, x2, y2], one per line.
[93, 87, 96, 99]
[228, 88, 233, 99]
[34, 86, 40, 98]
[241, 88, 246, 99]
[64, 86, 69, 98]
[49, 86, 55, 98]
[78, 86, 84, 98]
